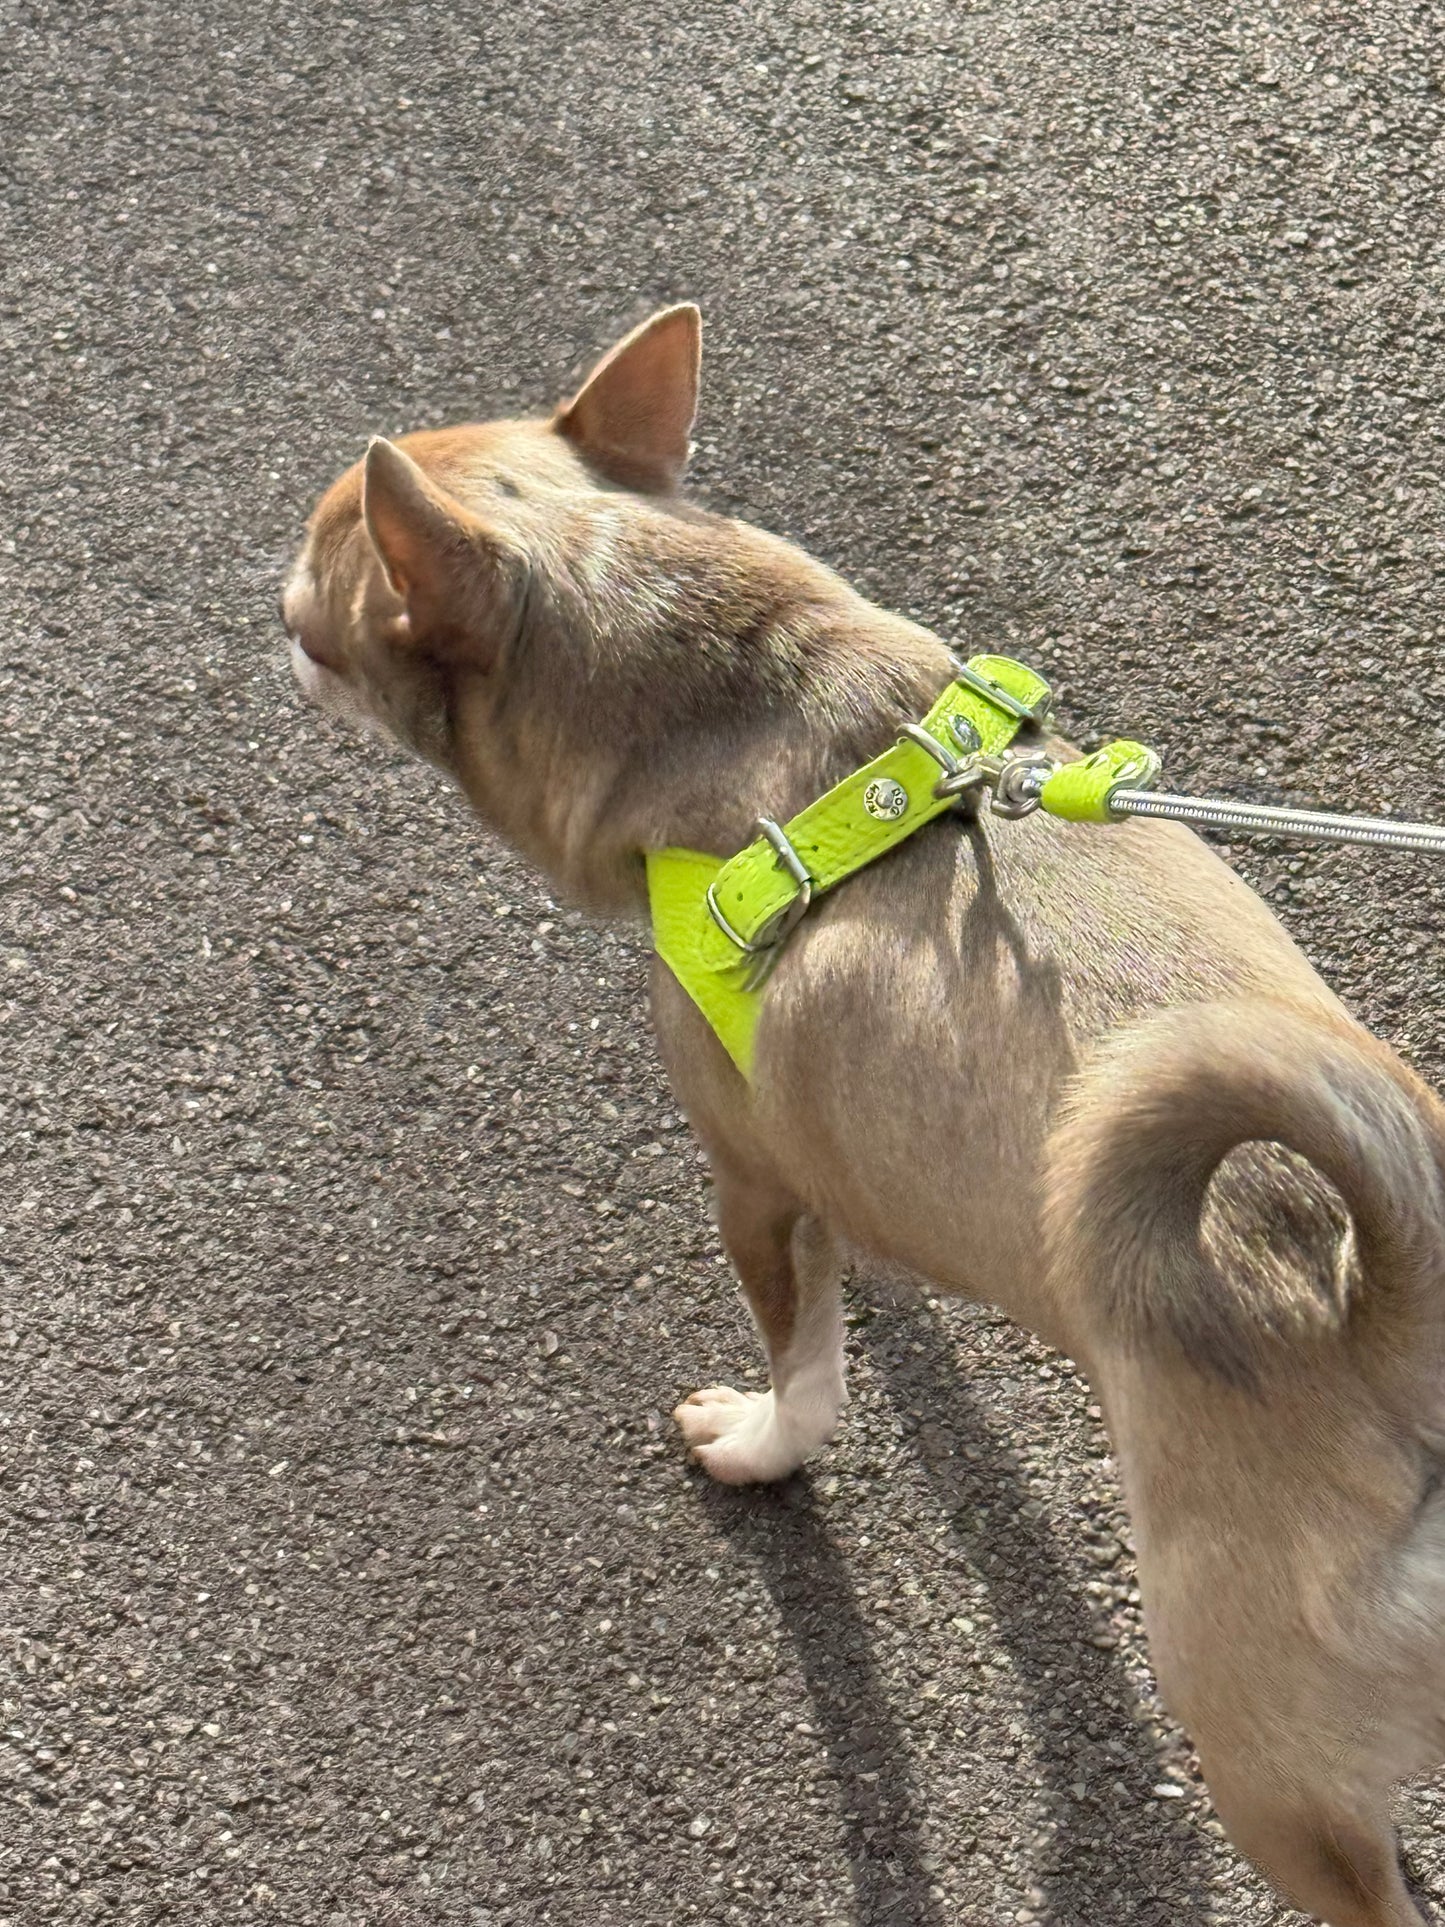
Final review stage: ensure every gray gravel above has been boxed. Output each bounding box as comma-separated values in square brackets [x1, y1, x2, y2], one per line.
[4, 2, 1445, 1922]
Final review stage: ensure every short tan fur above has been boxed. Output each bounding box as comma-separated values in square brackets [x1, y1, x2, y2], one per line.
[284, 306, 1445, 1925]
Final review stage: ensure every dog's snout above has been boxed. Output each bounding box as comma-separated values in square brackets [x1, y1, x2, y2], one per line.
[280, 570, 343, 671]
[279, 578, 304, 637]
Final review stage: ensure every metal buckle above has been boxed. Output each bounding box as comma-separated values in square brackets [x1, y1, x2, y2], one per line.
[705, 816, 814, 988]
[899, 721, 966, 778]
[897, 722, 990, 803]
[704, 882, 765, 954]
[949, 658, 1054, 728]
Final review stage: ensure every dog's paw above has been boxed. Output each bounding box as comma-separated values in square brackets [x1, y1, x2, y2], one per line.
[673, 1384, 807, 1485]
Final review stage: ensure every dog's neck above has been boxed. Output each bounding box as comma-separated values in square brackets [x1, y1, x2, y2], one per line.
[449, 506, 957, 913]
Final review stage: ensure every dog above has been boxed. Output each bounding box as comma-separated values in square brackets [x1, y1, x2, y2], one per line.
[282, 305, 1445, 1926]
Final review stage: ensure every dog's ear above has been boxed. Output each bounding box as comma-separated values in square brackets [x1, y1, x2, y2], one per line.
[363, 438, 525, 660]
[554, 303, 701, 494]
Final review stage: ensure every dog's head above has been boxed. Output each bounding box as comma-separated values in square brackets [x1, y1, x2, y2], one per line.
[284, 303, 948, 903]
[281, 305, 726, 897]
[281, 304, 702, 761]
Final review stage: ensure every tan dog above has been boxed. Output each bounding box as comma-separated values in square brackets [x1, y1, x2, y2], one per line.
[283, 305, 1445, 1926]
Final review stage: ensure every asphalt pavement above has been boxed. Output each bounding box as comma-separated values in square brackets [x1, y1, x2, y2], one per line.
[4, 2, 1445, 1922]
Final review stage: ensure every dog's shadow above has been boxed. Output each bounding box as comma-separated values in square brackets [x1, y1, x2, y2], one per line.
[868, 1297, 1211, 1925]
[700, 1296, 1214, 1927]
[697, 1469, 949, 1927]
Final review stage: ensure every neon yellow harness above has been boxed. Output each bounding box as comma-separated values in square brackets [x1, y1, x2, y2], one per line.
[647, 655, 1156, 1079]
[649, 648, 1445, 1077]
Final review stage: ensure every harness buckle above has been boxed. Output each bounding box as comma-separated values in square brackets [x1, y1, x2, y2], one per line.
[949, 657, 1055, 728]
[898, 721, 991, 803]
[705, 817, 813, 988]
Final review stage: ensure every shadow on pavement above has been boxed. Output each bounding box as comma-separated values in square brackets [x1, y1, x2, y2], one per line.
[700, 1476, 947, 1927]
[862, 1296, 1213, 1927]
[699, 1291, 1218, 1927]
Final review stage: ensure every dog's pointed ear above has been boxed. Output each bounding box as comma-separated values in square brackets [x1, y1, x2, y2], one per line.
[363, 438, 524, 657]
[554, 304, 701, 493]
[363, 437, 476, 605]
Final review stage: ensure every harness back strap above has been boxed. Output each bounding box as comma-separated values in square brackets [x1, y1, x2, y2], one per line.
[646, 655, 1052, 1079]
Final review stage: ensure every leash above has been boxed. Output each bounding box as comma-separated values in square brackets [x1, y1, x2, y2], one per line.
[648, 654, 1445, 1078]
[955, 689, 1445, 854]
[1026, 757, 1445, 855]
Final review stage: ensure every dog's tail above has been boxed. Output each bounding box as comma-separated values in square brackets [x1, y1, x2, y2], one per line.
[1045, 999, 1445, 1382]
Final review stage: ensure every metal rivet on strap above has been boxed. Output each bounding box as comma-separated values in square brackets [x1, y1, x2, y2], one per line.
[863, 777, 909, 821]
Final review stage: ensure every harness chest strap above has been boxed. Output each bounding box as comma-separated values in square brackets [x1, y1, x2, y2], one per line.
[646, 655, 1052, 1080]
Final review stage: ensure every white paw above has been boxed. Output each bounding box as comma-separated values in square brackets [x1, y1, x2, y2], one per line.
[674, 1382, 835, 1485]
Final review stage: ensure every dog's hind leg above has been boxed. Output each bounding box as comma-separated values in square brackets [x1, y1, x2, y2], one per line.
[1202, 1766, 1426, 1927]
[674, 1169, 845, 1484]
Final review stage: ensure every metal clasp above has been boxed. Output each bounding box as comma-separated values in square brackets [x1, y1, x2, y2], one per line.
[989, 748, 1056, 819]
[898, 720, 1058, 818]
[705, 817, 814, 988]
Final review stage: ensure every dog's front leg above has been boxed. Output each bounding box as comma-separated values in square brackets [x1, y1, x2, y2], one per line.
[674, 1170, 846, 1484]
